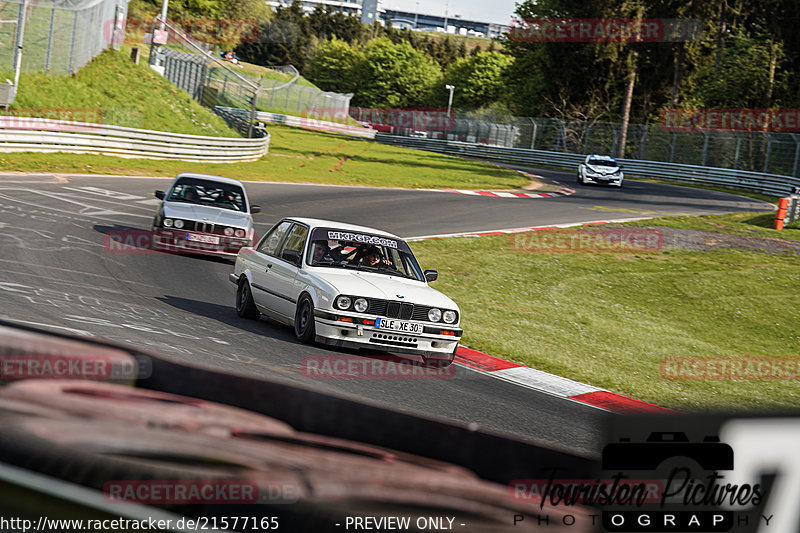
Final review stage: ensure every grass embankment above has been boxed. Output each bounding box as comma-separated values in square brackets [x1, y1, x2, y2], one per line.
[413, 213, 800, 411]
[0, 48, 525, 189]
[5, 49, 236, 137]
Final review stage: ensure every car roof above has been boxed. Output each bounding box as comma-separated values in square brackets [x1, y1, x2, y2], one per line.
[282, 217, 402, 240]
[173, 172, 245, 187]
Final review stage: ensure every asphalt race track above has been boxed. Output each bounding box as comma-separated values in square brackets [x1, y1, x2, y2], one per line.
[0, 170, 774, 457]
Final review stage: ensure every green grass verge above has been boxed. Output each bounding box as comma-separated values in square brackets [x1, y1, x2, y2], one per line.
[0, 123, 528, 189]
[412, 222, 800, 411]
[626, 211, 800, 238]
[4, 48, 237, 138]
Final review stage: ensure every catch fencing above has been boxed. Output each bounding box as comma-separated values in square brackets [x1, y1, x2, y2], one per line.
[0, 0, 127, 74]
[357, 112, 800, 178]
[150, 18, 352, 127]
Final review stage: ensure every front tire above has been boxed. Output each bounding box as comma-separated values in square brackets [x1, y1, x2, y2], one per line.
[236, 278, 260, 319]
[294, 294, 316, 344]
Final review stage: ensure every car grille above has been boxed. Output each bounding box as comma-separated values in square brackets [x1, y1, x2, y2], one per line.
[364, 298, 448, 322]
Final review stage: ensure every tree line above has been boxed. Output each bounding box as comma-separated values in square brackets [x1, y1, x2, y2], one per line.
[131, 0, 800, 121]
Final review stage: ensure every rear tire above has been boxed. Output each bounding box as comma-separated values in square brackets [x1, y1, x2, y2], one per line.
[294, 294, 316, 344]
[236, 278, 260, 319]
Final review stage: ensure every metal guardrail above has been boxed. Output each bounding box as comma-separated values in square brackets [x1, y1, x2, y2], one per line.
[376, 133, 800, 197]
[0, 116, 269, 162]
[217, 106, 376, 139]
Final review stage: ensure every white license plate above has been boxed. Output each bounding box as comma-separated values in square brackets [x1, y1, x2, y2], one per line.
[186, 233, 219, 244]
[375, 318, 423, 334]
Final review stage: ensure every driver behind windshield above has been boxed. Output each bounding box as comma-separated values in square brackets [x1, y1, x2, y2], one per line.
[361, 245, 392, 268]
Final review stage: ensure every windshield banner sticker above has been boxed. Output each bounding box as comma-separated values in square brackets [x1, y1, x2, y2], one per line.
[327, 231, 398, 249]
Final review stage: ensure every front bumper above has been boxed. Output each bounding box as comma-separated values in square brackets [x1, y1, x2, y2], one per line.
[583, 172, 623, 184]
[313, 309, 461, 358]
[152, 229, 251, 257]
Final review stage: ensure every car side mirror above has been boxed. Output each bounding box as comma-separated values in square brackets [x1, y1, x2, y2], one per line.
[618, 164, 624, 169]
[281, 249, 301, 266]
[250, 205, 261, 214]
[154, 190, 165, 200]
[424, 270, 438, 282]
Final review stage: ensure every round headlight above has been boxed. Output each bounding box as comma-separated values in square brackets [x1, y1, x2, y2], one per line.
[335, 296, 351, 310]
[163, 218, 173, 227]
[224, 227, 234, 236]
[443, 310, 457, 324]
[234, 229, 246, 238]
[173, 219, 184, 229]
[428, 308, 442, 322]
[354, 298, 368, 313]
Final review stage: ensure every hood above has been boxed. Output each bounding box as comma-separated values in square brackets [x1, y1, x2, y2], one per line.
[586, 163, 620, 175]
[163, 202, 252, 228]
[312, 269, 459, 310]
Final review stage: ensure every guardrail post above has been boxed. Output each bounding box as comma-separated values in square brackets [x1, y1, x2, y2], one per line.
[791, 133, 799, 177]
[529, 118, 537, 150]
[733, 133, 741, 171]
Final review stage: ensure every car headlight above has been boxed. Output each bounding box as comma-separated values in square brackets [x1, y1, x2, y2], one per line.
[443, 310, 457, 324]
[428, 308, 442, 322]
[354, 298, 368, 313]
[163, 218, 173, 227]
[234, 229, 246, 238]
[173, 219, 184, 229]
[224, 227, 234, 236]
[335, 296, 351, 310]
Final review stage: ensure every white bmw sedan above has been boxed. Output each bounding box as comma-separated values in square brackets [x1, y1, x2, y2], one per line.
[152, 173, 260, 257]
[230, 218, 461, 365]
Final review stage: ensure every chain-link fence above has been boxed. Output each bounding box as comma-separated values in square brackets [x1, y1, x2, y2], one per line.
[206, 66, 352, 119]
[150, 18, 352, 123]
[360, 111, 800, 177]
[0, 0, 127, 75]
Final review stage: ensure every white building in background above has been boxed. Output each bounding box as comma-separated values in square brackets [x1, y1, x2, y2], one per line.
[266, 0, 509, 39]
[267, 0, 363, 16]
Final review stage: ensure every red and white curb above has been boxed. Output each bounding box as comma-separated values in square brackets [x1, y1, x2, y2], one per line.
[426, 172, 575, 199]
[454, 346, 674, 414]
[429, 187, 575, 199]
[407, 217, 653, 241]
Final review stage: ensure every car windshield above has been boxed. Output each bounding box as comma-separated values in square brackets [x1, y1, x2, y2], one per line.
[306, 228, 425, 281]
[587, 159, 619, 168]
[166, 177, 246, 212]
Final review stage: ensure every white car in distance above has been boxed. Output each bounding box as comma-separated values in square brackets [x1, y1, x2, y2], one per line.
[230, 218, 461, 366]
[577, 155, 624, 187]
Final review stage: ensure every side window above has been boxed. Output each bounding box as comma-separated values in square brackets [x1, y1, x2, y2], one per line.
[280, 224, 308, 262]
[257, 221, 292, 257]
